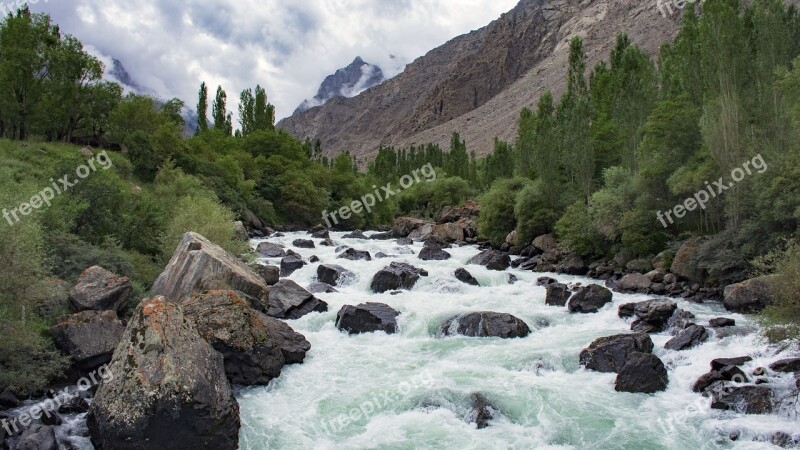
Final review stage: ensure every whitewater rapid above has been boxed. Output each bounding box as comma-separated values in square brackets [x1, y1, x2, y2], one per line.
[240, 231, 798, 450]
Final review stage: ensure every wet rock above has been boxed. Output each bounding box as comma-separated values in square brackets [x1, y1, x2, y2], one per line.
[568, 285, 613, 314]
[337, 248, 372, 261]
[545, 283, 571, 307]
[664, 324, 708, 351]
[617, 273, 652, 292]
[711, 356, 752, 371]
[342, 230, 369, 239]
[0, 389, 20, 408]
[614, 352, 669, 393]
[16, 425, 58, 450]
[50, 310, 125, 372]
[468, 250, 511, 271]
[670, 237, 706, 282]
[375, 252, 393, 259]
[769, 357, 800, 373]
[692, 371, 725, 393]
[260, 265, 280, 286]
[309, 255, 320, 263]
[336, 303, 400, 335]
[771, 431, 797, 448]
[419, 244, 452, 261]
[256, 242, 286, 258]
[536, 277, 558, 286]
[631, 300, 677, 333]
[455, 268, 480, 286]
[369, 232, 394, 240]
[292, 239, 315, 249]
[580, 333, 654, 373]
[317, 264, 356, 286]
[709, 385, 773, 414]
[88, 297, 240, 450]
[723, 275, 776, 313]
[310, 229, 330, 239]
[440, 312, 530, 339]
[280, 254, 306, 277]
[260, 315, 311, 364]
[467, 393, 495, 429]
[267, 280, 328, 319]
[507, 274, 518, 285]
[371, 262, 428, 293]
[69, 266, 132, 313]
[395, 238, 414, 246]
[558, 254, 588, 275]
[307, 282, 338, 294]
[709, 317, 736, 328]
[618, 303, 637, 319]
[532, 234, 558, 253]
[152, 232, 269, 308]
[320, 238, 336, 247]
[667, 309, 696, 331]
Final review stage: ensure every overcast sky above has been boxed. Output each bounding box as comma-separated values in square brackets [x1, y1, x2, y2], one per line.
[27, 0, 519, 122]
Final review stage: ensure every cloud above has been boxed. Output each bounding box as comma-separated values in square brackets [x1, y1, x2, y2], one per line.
[29, 0, 519, 124]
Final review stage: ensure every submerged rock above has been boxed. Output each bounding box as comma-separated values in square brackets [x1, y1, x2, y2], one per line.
[308, 282, 338, 293]
[467, 393, 495, 429]
[709, 385, 773, 414]
[440, 312, 530, 339]
[69, 265, 132, 313]
[343, 230, 369, 239]
[455, 268, 480, 286]
[336, 303, 400, 335]
[267, 280, 328, 319]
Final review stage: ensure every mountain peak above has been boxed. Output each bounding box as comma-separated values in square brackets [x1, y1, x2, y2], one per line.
[294, 57, 385, 114]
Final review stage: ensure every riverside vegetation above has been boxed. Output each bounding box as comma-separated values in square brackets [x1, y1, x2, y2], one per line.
[0, 0, 799, 434]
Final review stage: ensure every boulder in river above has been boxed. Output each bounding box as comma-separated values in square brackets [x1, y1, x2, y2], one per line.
[709, 317, 736, 328]
[631, 300, 677, 333]
[545, 283, 571, 307]
[152, 232, 269, 309]
[317, 264, 356, 286]
[711, 356, 752, 371]
[440, 312, 530, 339]
[419, 243, 452, 261]
[709, 385, 773, 414]
[723, 275, 776, 313]
[15, 425, 58, 450]
[467, 393, 495, 429]
[664, 324, 708, 351]
[69, 265, 132, 313]
[336, 303, 400, 335]
[307, 282, 338, 294]
[88, 296, 240, 450]
[343, 230, 369, 239]
[280, 254, 306, 277]
[337, 248, 372, 261]
[468, 250, 511, 271]
[256, 242, 286, 258]
[769, 357, 800, 373]
[614, 352, 669, 393]
[50, 310, 125, 372]
[267, 280, 328, 319]
[260, 265, 280, 286]
[567, 285, 613, 314]
[371, 262, 429, 293]
[616, 273, 652, 293]
[292, 239, 316, 249]
[455, 268, 480, 286]
[580, 333, 655, 373]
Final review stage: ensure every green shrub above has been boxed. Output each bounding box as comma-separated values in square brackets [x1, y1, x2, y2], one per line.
[161, 194, 246, 262]
[555, 200, 607, 258]
[753, 240, 800, 340]
[514, 180, 559, 246]
[478, 177, 530, 247]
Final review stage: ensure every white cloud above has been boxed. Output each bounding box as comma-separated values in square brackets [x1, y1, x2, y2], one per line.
[30, 0, 519, 122]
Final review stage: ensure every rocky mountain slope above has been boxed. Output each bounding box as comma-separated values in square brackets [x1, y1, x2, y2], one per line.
[294, 57, 385, 115]
[277, 0, 682, 163]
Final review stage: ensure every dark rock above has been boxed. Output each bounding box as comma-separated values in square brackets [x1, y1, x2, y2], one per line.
[309, 255, 320, 263]
[580, 333, 654, 373]
[439, 312, 530, 339]
[772, 432, 797, 448]
[711, 356, 752, 371]
[311, 229, 330, 239]
[393, 217, 432, 238]
[0, 389, 20, 409]
[419, 244, 452, 261]
[50, 310, 125, 372]
[614, 352, 669, 393]
[307, 282, 338, 294]
[317, 264, 356, 286]
[152, 232, 269, 308]
[369, 232, 394, 240]
[88, 297, 240, 450]
[507, 274, 518, 285]
[545, 283, 571, 307]
[259, 314, 311, 364]
[267, 280, 328, 319]
[16, 425, 58, 450]
[320, 238, 336, 247]
[536, 277, 558, 286]
[631, 300, 677, 333]
[558, 254, 588, 275]
[260, 265, 280, 285]
[292, 239, 315, 249]
[468, 250, 511, 271]
[618, 303, 637, 319]
[567, 285, 613, 314]
[722, 275, 776, 313]
[468, 393, 495, 429]
[617, 273, 653, 292]
[256, 242, 286, 257]
[455, 268, 480, 286]
[664, 324, 708, 351]
[395, 238, 413, 246]
[667, 309, 696, 331]
[336, 303, 400, 335]
[69, 266, 132, 313]
[709, 317, 736, 328]
[375, 252, 393, 259]
[338, 248, 372, 261]
[370, 262, 428, 293]
[718, 365, 748, 383]
[280, 254, 306, 277]
[343, 230, 369, 239]
[709, 385, 773, 414]
[769, 357, 800, 373]
[692, 371, 725, 393]
[626, 259, 653, 273]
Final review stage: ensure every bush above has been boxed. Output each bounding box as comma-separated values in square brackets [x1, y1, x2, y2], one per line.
[396, 176, 475, 219]
[514, 180, 559, 246]
[555, 200, 607, 258]
[478, 177, 530, 247]
[753, 240, 800, 340]
[161, 194, 246, 262]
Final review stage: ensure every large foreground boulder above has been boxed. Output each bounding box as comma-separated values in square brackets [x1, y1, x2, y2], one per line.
[87, 297, 240, 450]
[182, 291, 295, 385]
[580, 333, 654, 373]
[670, 237, 706, 282]
[317, 264, 356, 286]
[468, 250, 511, 271]
[709, 385, 773, 414]
[50, 310, 125, 372]
[440, 312, 530, 339]
[336, 303, 400, 335]
[568, 285, 613, 314]
[267, 280, 328, 319]
[723, 275, 776, 313]
[69, 266, 132, 313]
[545, 283, 571, 307]
[371, 262, 429, 293]
[614, 352, 669, 393]
[152, 232, 268, 309]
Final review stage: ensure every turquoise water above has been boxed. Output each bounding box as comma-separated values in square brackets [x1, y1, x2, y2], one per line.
[239, 232, 798, 450]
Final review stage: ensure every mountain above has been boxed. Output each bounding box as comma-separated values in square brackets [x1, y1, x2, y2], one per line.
[277, 0, 682, 163]
[294, 57, 385, 115]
